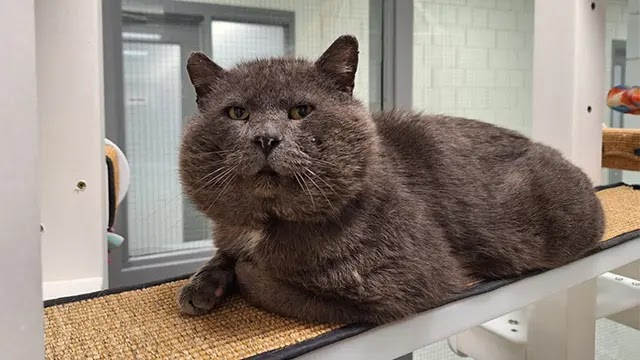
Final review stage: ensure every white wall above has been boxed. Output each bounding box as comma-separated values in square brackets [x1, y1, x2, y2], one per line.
[37, 0, 107, 298]
[0, 0, 45, 357]
[413, 0, 534, 135]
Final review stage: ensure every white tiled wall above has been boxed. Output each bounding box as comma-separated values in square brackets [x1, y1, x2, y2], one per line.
[413, 0, 534, 135]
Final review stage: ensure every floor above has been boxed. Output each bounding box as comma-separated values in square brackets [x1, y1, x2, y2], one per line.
[413, 319, 640, 360]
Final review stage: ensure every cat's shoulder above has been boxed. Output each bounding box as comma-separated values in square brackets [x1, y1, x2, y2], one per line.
[371, 110, 471, 135]
[372, 109, 528, 139]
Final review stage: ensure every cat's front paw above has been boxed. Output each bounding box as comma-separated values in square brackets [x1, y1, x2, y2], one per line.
[177, 269, 234, 315]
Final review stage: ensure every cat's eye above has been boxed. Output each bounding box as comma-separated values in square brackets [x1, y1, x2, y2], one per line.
[227, 106, 249, 120]
[288, 105, 313, 120]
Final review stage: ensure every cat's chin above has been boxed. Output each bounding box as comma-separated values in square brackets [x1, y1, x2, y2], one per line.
[250, 172, 284, 198]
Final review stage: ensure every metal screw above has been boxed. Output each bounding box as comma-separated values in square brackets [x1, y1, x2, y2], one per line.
[75, 180, 87, 191]
[587, 105, 592, 113]
[615, 276, 624, 281]
[40, 224, 44, 232]
[508, 319, 519, 325]
[511, 329, 518, 332]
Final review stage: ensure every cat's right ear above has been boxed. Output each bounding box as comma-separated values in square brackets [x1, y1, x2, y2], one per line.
[186, 52, 224, 109]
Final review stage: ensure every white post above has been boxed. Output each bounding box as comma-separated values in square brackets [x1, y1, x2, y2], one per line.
[529, 0, 605, 359]
[526, 280, 597, 360]
[37, 0, 108, 299]
[0, 0, 45, 358]
[532, 0, 605, 184]
[609, 260, 640, 329]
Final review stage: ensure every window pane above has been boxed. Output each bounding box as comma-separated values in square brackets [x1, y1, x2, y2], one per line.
[211, 21, 287, 68]
[412, 0, 534, 136]
[123, 42, 188, 256]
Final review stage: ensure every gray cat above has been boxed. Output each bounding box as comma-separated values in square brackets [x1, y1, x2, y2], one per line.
[176, 35, 604, 325]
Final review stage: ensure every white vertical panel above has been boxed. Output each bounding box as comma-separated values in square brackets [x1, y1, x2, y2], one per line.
[0, 0, 44, 357]
[37, 0, 107, 293]
[526, 279, 597, 360]
[532, 0, 605, 184]
[528, 0, 605, 359]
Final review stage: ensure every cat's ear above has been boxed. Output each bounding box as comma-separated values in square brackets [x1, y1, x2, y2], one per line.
[186, 52, 224, 108]
[316, 35, 359, 95]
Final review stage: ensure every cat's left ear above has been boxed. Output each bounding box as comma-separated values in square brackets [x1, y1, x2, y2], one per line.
[186, 52, 224, 109]
[316, 35, 359, 96]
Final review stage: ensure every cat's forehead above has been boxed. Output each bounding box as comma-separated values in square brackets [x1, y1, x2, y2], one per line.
[233, 57, 314, 78]
[220, 58, 329, 104]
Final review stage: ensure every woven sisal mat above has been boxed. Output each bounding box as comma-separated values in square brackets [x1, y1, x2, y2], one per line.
[44, 183, 640, 360]
[602, 128, 640, 171]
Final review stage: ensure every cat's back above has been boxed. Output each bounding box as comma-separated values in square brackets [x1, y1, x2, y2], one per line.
[371, 110, 603, 278]
[372, 110, 532, 183]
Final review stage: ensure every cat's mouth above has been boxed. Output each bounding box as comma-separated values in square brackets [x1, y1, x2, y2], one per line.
[256, 166, 279, 177]
[252, 166, 283, 196]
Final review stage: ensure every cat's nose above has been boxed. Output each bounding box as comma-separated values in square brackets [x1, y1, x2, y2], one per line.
[252, 135, 281, 156]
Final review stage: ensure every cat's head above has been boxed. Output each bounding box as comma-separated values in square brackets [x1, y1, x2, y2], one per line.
[180, 35, 378, 222]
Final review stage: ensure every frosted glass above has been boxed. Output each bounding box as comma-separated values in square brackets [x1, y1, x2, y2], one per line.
[211, 20, 287, 68]
[123, 42, 209, 257]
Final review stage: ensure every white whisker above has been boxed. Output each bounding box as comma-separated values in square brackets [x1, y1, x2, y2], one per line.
[303, 169, 337, 212]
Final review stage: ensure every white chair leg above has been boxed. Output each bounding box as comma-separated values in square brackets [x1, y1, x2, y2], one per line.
[607, 260, 640, 330]
[526, 279, 597, 360]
